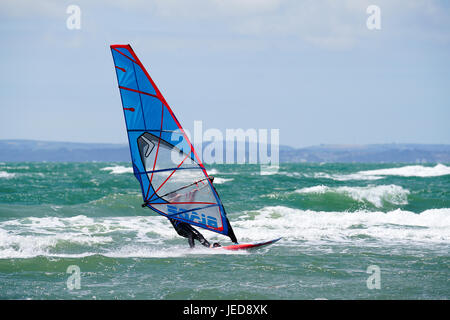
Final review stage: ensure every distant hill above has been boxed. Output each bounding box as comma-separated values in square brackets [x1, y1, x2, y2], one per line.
[0, 140, 449, 163]
[0, 140, 129, 162]
[280, 143, 450, 163]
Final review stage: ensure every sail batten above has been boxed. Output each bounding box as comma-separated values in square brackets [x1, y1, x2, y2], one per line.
[110, 44, 237, 240]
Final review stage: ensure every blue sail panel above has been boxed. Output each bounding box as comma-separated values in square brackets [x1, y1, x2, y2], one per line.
[112, 50, 138, 91]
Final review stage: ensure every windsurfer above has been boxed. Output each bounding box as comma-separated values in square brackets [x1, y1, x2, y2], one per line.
[168, 179, 221, 248]
[169, 218, 220, 248]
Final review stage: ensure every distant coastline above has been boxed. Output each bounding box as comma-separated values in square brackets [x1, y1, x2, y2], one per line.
[0, 139, 449, 163]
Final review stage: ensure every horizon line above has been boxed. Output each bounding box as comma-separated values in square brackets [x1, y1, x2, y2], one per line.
[1, 138, 450, 150]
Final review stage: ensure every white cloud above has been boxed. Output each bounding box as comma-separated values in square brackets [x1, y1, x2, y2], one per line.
[1, 0, 449, 50]
[0, 0, 64, 18]
[131, 0, 450, 50]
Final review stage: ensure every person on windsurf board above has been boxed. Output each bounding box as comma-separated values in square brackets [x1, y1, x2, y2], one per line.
[169, 218, 221, 248]
[167, 177, 223, 248]
[110, 44, 280, 251]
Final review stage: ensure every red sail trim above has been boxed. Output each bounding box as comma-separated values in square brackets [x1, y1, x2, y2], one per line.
[112, 47, 137, 63]
[123, 107, 135, 112]
[119, 86, 159, 99]
[115, 66, 126, 72]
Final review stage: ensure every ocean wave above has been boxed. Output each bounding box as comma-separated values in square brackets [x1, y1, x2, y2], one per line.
[101, 166, 133, 174]
[213, 177, 234, 184]
[357, 163, 450, 177]
[102, 244, 244, 258]
[1, 206, 448, 258]
[0, 215, 158, 259]
[295, 184, 410, 208]
[316, 164, 450, 181]
[0, 215, 239, 259]
[0, 228, 113, 259]
[1, 165, 30, 170]
[234, 206, 450, 245]
[313, 172, 383, 181]
[0, 171, 15, 179]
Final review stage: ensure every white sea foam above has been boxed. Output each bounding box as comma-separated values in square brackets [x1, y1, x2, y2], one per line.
[295, 184, 410, 207]
[316, 164, 450, 181]
[358, 163, 450, 177]
[103, 244, 244, 258]
[213, 177, 234, 184]
[0, 215, 150, 259]
[313, 172, 383, 181]
[0, 171, 15, 179]
[234, 206, 450, 245]
[295, 185, 329, 194]
[1, 165, 30, 170]
[101, 166, 133, 174]
[0, 227, 113, 259]
[0, 215, 238, 259]
[1, 205, 448, 258]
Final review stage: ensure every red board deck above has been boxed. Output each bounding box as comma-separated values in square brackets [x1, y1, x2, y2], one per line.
[218, 238, 281, 251]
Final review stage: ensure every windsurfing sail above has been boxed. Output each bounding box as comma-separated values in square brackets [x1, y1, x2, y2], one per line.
[110, 44, 237, 243]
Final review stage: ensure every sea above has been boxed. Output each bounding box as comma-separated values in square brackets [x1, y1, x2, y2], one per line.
[0, 162, 449, 299]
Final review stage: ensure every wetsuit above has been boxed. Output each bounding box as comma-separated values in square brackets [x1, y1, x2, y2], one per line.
[169, 218, 210, 248]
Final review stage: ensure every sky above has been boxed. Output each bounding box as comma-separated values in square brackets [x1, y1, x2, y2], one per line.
[0, 0, 449, 148]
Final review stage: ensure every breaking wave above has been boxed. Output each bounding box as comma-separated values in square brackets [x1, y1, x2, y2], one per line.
[295, 184, 410, 208]
[213, 177, 234, 184]
[0, 215, 241, 259]
[315, 164, 450, 181]
[234, 206, 450, 245]
[0, 171, 15, 179]
[1, 206, 447, 259]
[101, 166, 133, 174]
[357, 163, 450, 178]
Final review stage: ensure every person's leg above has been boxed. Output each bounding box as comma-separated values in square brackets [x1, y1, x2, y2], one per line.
[198, 237, 210, 247]
[187, 234, 195, 248]
[174, 221, 211, 248]
[191, 229, 210, 247]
